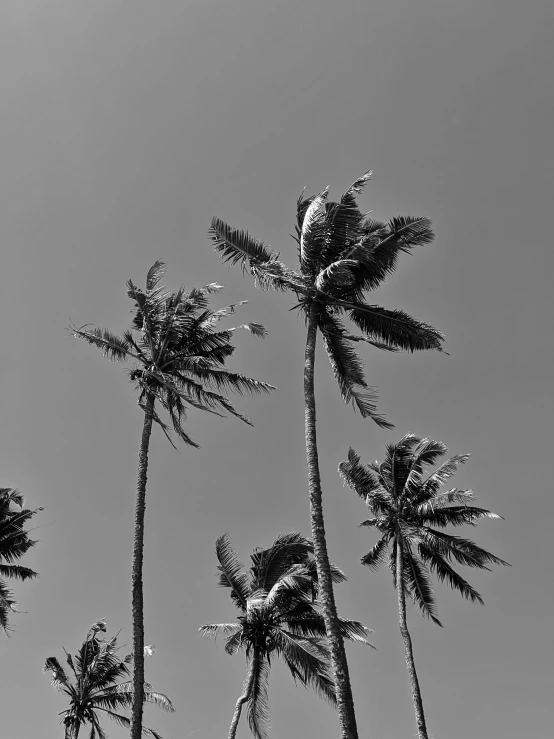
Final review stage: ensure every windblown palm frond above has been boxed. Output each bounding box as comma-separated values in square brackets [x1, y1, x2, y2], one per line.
[43, 622, 174, 739]
[0, 488, 41, 633]
[200, 532, 371, 739]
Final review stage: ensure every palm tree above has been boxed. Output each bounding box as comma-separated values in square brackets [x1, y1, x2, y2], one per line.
[0, 487, 42, 633]
[209, 171, 444, 738]
[44, 619, 173, 738]
[72, 262, 273, 739]
[200, 532, 372, 739]
[339, 434, 510, 739]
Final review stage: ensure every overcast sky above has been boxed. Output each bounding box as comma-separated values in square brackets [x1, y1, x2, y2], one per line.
[2, 1, 553, 738]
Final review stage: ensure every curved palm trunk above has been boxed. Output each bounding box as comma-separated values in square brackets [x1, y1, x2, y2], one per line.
[130, 393, 155, 739]
[304, 306, 359, 739]
[396, 538, 429, 739]
[228, 650, 260, 739]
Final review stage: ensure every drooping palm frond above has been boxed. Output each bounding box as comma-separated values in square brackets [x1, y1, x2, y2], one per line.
[346, 303, 444, 353]
[246, 655, 271, 739]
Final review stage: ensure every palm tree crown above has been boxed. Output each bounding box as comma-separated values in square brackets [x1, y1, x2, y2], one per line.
[43, 619, 174, 739]
[0, 487, 42, 632]
[339, 433, 510, 624]
[72, 260, 274, 447]
[211, 171, 444, 425]
[200, 533, 372, 739]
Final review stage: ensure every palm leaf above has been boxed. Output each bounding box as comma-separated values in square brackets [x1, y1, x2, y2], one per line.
[417, 543, 484, 604]
[360, 535, 390, 571]
[215, 534, 250, 610]
[299, 188, 329, 276]
[347, 303, 444, 352]
[71, 326, 131, 362]
[246, 655, 271, 739]
[401, 545, 442, 626]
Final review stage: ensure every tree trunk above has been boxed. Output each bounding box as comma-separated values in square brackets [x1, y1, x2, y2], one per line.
[303, 305, 359, 739]
[228, 651, 259, 739]
[396, 537, 429, 739]
[130, 393, 155, 739]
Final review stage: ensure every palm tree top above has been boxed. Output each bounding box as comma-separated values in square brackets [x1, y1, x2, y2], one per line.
[0, 487, 42, 633]
[72, 261, 275, 447]
[210, 171, 445, 427]
[339, 433, 510, 625]
[200, 532, 372, 739]
[43, 620, 173, 739]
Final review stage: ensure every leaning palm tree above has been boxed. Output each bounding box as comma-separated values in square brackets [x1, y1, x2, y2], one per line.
[72, 262, 273, 739]
[200, 532, 372, 739]
[339, 434, 509, 739]
[44, 619, 173, 738]
[210, 171, 444, 739]
[0, 487, 42, 633]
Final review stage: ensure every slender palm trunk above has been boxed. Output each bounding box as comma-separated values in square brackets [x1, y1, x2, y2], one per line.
[304, 306, 359, 739]
[228, 651, 259, 739]
[396, 538, 429, 739]
[130, 393, 155, 739]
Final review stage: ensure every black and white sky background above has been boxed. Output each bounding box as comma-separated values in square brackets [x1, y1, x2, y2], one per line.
[1, 1, 553, 737]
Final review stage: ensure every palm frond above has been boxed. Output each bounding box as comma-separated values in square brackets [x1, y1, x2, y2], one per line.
[343, 170, 372, 197]
[320, 314, 392, 427]
[215, 534, 250, 610]
[246, 655, 271, 739]
[418, 505, 503, 528]
[146, 261, 166, 292]
[198, 623, 241, 639]
[250, 532, 313, 592]
[361, 535, 390, 571]
[224, 630, 244, 656]
[339, 448, 390, 504]
[71, 326, 131, 362]
[228, 322, 268, 339]
[43, 656, 72, 691]
[347, 303, 444, 352]
[401, 545, 442, 626]
[210, 218, 280, 268]
[420, 528, 510, 570]
[273, 630, 336, 705]
[419, 454, 471, 500]
[0, 563, 37, 581]
[299, 188, 329, 276]
[417, 543, 484, 604]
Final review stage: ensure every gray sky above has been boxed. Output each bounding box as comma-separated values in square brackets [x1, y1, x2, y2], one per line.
[2, 1, 553, 737]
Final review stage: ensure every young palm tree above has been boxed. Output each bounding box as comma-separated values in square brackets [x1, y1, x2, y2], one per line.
[200, 533, 372, 739]
[0, 487, 42, 633]
[339, 434, 509, 739]
[210, 172, 444, 739]
[44, 619, 173, 738]
[72, 262, 273, 739]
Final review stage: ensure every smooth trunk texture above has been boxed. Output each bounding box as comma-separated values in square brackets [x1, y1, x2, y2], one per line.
[228, 651, 259, 739]
[304, 305, 360, 739]
[130, 393, 155, 739]
[396, 537, 429, 739]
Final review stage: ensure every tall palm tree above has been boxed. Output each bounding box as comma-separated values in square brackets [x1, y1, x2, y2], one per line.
[44, 619, 174, 738]
[210, 171, 444, 738]
[200, 532, 372, 739]
[72, 262, 273, 739]
[0, 487, 42, 633]
[339, 434, 509, 739]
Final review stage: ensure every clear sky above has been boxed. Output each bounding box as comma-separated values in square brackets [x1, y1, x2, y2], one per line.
[1, 1, 553, 737]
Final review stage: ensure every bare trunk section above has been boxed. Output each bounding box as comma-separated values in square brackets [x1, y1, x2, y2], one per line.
[304, 306, 359, 739]
[396, 537, 429, 739]
[228, 651, 259, 739]
[130, 393, 155, 739]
